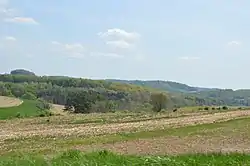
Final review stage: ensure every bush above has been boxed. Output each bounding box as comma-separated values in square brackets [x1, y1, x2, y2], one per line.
[38, 111, 53, 117]
[204, 107, 209, 110]
[15, 112, 22, 118]
[172, 108, 178, 112]
[222, 106, 228, 110]
[212, 107, 215, 110]
[36, 99, 51, 111]
[150, 92, 168, 112]
[21, 92, 37, 100]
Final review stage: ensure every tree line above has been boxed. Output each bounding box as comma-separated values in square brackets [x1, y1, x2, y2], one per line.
[0, 71, 244, 113]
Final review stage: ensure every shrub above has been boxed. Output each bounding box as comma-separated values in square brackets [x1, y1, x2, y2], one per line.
[38, 111, 53, 117]
[150, 92, 168, 112]
[21, 92, 37, 100]
[15, 112, 22, 118]
[204, 107, 209, 110]
[173, 108, 178, 112]
[36, 99, 51, 111]
[222, 106, 228, 110]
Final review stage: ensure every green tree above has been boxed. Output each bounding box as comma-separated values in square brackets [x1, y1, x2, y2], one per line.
[64, 90, 99, 113]
[105, 100, 117, 112]
[22, 92, 37, 100]
[150, 92, 168, 112]
[36, 98, 51, 111]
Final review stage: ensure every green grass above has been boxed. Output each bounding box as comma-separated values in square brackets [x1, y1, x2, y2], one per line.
[0, 150, 250, 166]
[0, 100, 49, 120]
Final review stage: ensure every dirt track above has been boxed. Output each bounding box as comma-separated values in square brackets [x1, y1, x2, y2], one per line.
[0, 110, 250, 141]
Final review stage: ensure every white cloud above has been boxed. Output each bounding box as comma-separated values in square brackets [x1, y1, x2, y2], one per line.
[0, 8, 15, 16]
[227, 40, 241, 46]
[0, 0, 13, 16]
[98, 28, 140, 49]
[64, 43, 84, 51]
[0, 1, 38, 24]
[4, 36, 16, 41]
[106, 40, 132, 49]
[51, 40, 125, 59]
[178, 56, 201, 60]
[90, 52, 124, 58]
[51, 28, 143, 60]
[51, 41, 84, 51]
[68, 52, 85, 59]
[51, 41, 86, 58]
[51, 41, 61, 45]
[4, 17, 38, 24]
[98, 28, 140, 42]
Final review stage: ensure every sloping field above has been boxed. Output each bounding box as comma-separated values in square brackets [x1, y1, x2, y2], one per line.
[1, 109, 250, 141]
[1, 111, 250, 157]
[0, 100, 46, 120]
[0, 96, 23, 108]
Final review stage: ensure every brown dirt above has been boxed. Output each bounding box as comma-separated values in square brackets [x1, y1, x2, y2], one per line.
[0, 110, 250, 141]
[0, 96, 23, 108]
[50, 104, 68, 115]
[84, 133, 250, 155]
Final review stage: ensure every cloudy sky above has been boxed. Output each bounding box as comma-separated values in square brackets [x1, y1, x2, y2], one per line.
[0, 0, 249, 89]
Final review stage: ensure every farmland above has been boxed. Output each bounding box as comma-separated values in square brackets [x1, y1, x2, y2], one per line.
[1, 72, 250, 165]
[0, 97, 250, 165]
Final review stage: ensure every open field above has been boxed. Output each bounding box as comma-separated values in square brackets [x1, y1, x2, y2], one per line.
[0, 100, 48, 120]
[0, 96, 22, 108]
[0, 109, 250, 155]
[1, 116, 250, 165]
[1, 97, 250, 165]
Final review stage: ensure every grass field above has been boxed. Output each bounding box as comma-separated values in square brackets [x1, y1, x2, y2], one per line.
[0, 99, 50, 120]
[1, 96, 250, 165]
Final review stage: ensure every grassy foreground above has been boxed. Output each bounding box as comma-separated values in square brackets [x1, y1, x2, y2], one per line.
[1, 150, 250, 166]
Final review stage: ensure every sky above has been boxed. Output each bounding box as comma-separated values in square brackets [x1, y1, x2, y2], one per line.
[0, 0, 249, 89]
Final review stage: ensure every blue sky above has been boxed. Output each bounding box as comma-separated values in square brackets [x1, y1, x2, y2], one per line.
[0, 0, 249, 89]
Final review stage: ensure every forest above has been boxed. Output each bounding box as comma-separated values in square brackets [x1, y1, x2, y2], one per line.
[0, 69, 249, 113]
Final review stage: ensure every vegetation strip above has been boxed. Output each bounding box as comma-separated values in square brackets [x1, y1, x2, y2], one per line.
[0, 150, 250, 166]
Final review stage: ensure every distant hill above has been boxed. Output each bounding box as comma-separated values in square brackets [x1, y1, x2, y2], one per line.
[2, 68, 250, 107]
[10, 69, 35, 76]
[106, 79, 216, 93]
[106, 79, 250, 106]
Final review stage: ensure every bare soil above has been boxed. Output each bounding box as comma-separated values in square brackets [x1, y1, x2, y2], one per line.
[0, 110, 250, 141]
[0, 96, 23, 108]
[50, 104, 68, 115]
[86, 134, 250, 155]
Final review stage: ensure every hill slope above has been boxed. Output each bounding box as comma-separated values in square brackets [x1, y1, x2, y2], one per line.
[106, 79, 215, 93]
[1, 69, 250, 109]
[107, 79, 250, 106]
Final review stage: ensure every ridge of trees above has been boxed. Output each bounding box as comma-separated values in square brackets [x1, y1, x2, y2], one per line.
[0, 73, 201, 113]
[0, 70, 249, 113]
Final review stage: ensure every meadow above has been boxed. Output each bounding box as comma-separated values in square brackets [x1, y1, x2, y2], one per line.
[1, 96, 250, 165]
